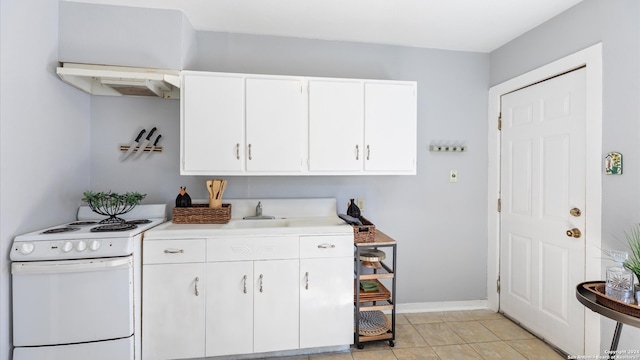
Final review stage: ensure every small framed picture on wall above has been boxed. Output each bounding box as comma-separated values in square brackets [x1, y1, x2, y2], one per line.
[604, 152, 622, 175]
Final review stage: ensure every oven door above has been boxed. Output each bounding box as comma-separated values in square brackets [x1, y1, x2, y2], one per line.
[12, 256, 134, 347]
[13, 336, 133, 360]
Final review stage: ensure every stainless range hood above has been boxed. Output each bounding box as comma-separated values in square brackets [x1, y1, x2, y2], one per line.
[56, 63, 181, 99]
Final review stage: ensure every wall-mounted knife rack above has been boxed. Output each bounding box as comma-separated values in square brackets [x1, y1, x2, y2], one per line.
[119, 145, 163, 153]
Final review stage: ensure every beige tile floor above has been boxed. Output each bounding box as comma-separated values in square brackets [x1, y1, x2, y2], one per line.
[283, 310, 566, 360]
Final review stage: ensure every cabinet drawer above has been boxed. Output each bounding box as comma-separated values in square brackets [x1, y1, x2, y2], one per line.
[207, 236, 299, 261]
[300, 235, 353, 258]
[143, 239, 206, 264]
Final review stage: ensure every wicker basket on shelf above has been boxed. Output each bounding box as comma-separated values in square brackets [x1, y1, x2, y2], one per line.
[352, 216, 375, 243]
[172, 203, 231, 224]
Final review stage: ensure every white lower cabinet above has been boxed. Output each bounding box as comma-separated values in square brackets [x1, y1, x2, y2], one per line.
[142, 240, 206, 360]
[205, 261, 254, 356]
[143, 234, 352, 359]
[205, 259, 300, 357]
[299, 235, 354, 349]
[253, 259, 300, 353]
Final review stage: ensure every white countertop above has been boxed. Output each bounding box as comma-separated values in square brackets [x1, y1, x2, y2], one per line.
[144, 198, 354, 239]
[144, 217, 352, 239]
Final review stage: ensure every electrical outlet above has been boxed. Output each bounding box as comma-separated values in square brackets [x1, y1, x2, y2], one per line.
[357, 198, 365, 211]
[450, 170, 458, 183]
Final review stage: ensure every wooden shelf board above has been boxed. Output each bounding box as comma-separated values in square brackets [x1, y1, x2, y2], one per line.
[358, 304, 394, 311]
[357, 333, 393, 342]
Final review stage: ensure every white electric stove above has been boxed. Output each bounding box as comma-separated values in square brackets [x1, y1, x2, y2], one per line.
[11, 204, 167, 360]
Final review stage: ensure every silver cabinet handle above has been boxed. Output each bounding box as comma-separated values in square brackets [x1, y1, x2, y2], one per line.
[164, 249, 184, 254]
[317, 244, 336, 249]
[194, 276, 200, 296]
[243, 275, 247, 294]
[236, 143, 240, 160]
[248, 144, 252, 160]
[305, 271, 309, 290]
[355, 145, 359, 160]
[366, 145, 370, 160]
[259, 274, 263, 293]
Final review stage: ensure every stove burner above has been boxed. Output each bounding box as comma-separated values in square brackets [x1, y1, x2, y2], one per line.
[41, 227, 80, 234]
[68, 221, 97, 226]
[125, 219, 151, 225]
[90, 223, 138, 232]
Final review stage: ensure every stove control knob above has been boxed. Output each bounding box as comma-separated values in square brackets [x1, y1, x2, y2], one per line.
[19, 243, 35, 255]
[89, 240, 101, 251]
[76, 240, 87, 252]
[62, 241, 73, 252]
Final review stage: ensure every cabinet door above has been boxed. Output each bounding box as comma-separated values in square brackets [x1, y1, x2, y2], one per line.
[300, 257, 354, 348]
[182, 73, 245, 173]
[308, 79, 364, 172]
[142, 263, 205, 360]
[246, 77, 304, 172]
[364, 82, 417, 173]
[254, 259, 300, 353]
[206, 261, 254, 357]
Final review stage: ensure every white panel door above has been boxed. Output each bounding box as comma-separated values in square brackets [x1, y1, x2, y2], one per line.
[364, 82, 417, 172]
[246, 77, 304, 172]
[500, 67, 586, 355]
[206, 261, 254, 357]
[182, 73, 244, 172]
[253, 259, 299, 353]
[308, 79, 364, 172]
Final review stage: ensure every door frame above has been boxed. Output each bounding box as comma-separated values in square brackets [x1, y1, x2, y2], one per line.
[487, 43, 602, 355]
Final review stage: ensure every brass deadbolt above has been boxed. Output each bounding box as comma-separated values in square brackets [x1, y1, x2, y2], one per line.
[570, 208, 582, 217]
[566, 228, 582, 238]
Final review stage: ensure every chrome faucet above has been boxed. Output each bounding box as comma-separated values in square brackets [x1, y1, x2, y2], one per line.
[243, 201, 275, 219]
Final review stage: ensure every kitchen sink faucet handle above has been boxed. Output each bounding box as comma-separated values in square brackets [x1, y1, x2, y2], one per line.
[256, 202, 262, 217]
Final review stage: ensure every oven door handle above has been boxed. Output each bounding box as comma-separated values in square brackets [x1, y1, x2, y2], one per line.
[11, 256, 132, 275]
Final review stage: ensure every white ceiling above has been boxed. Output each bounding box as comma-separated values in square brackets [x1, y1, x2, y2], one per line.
[66, 0, 584, 53]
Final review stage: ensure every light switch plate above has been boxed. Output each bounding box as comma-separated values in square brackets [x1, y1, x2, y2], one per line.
[357, 198, 365, 211]
[450, 170, 458, 183]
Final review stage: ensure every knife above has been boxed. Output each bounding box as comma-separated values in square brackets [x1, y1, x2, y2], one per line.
[145, 134, 162, 158]
[121, 129, 146, 161]
[133, 127, 157, 159]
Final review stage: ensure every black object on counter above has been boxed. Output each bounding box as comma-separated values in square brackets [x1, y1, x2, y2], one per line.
[347, 198, 361, 218]
[339, 214, 363, 226]
[175, 186, 192, 207]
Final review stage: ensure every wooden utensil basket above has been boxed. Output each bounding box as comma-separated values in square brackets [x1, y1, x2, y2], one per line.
[352, 216, 376, 243]
[172, 204, 232, 224]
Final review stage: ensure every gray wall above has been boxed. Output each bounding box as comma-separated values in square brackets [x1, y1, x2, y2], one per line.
[0, 1, 92, 358]
[490, 0, 640, 351]
[89, 33, 491, 306]
[59, 2, 194, 69]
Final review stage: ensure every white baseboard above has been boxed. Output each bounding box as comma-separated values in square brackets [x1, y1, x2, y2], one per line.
[395, 299, 489, 313]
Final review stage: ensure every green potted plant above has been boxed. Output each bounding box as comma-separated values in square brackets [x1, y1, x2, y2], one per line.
[622, 224, 640, 303]
[82, 191, 146, 224]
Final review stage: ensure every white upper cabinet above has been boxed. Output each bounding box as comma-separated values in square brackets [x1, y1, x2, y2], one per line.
[180, 71, 416, 175]
[181, 72, 244, 173]
[245, 77, 305, 173]
[308, 79, 417, 174]
[308, 79, 364, 172]
[364, 82, 417, 173]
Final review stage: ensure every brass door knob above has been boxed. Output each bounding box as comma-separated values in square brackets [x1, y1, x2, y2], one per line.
[566, 228, 582, 238]
[570, 208, 582, 217]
